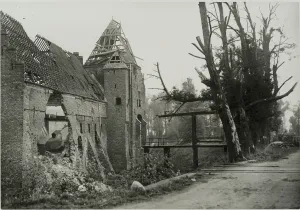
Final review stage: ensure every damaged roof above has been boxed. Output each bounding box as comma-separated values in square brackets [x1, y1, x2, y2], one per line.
[84, 19, 137, 67]
[1, 11, 105, 101]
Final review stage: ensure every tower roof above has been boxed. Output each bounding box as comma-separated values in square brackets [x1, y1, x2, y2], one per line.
[84, 19, 137, 66]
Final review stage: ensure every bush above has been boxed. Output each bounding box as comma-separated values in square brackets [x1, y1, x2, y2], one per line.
[121, 154, 176, 186]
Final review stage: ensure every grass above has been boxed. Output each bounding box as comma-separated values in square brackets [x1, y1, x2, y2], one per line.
[246, 146, 299, 162]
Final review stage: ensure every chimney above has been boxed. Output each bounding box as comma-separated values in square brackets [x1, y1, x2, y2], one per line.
[73, 52, 83, 65]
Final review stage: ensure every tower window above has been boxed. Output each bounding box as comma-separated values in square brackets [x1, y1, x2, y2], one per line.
[110, 56, 121, 64]
[116, 97, 122, 105]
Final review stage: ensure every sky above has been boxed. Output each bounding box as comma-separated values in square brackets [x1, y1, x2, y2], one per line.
[1, 0, 299, 129]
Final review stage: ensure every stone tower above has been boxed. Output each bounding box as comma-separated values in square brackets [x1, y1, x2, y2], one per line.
[84, 20, 146, 172]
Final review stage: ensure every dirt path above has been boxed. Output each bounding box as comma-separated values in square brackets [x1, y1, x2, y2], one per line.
[117, 149, 300, 209]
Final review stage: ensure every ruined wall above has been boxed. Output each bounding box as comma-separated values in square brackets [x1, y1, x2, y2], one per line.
[22, 84, 52, 186]
[104, 68, 130, 172]
[1, 47, 25, 195]
[61, 94, 112, 175]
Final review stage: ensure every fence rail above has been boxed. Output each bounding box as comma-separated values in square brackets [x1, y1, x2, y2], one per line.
[145, 136, 225, 146]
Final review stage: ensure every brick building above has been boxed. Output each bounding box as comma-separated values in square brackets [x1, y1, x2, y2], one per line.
[1, 12, 146, 195]
[1, 12, 113, 195]
[84, 20, 147, 172]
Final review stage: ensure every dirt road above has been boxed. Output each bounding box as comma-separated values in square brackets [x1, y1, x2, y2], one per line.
[117, 149, 300, 209]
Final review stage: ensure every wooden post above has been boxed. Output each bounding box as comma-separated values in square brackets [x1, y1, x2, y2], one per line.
[192, 115, 198, 169]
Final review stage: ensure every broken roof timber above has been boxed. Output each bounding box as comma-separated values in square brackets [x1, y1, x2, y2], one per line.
[1, 11, 105, 101]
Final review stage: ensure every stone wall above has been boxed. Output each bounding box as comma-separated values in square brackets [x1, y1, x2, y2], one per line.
[1, 47, 25, 195]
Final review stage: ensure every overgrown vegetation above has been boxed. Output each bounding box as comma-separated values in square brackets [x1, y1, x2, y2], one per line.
[121, 154, 176, 186]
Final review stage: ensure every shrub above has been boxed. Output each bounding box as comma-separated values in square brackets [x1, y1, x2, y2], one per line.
[121, 154, 176, 186]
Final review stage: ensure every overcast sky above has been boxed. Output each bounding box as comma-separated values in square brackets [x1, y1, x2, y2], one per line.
[1, 0, 299, 128]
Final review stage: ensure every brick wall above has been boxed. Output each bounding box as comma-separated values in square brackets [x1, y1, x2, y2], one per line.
[1, 48, 25, 195]
[22, 84, 52, 187]
[104, 68, 130, 172]
[61, 94, 111, 173]
[130, 65, 146, 165]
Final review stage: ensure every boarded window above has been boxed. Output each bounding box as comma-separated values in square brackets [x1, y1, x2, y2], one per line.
[116, 97, 122, 105]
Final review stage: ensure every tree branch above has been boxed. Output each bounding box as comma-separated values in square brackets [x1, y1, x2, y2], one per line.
[188, 53, 206, 60]
[192, 43, 205, 54]
[148, 88, 164, 90]
[155, 62, 171, 98]
[274, 76, 293, 95]
[196, 36, 206, 53]
[147, 74, 160, 79]
[246, 82, 298, 110]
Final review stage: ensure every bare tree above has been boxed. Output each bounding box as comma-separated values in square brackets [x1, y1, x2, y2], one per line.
[150, 2, 297, 162]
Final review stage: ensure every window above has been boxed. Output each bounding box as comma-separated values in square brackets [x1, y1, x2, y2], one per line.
[110, 56, 121, 64]
[80, 123, 83, 133]
[116, 97, 122, 105]
[115, 84, 117, 88]
[88, 124, 91, 133]
[137, 91, 142, 107]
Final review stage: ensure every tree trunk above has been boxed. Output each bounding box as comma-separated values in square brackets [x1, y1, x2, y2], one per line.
[237, 107, 254, 154]
[198, 2, 243, 162]
[218, 103, 244, 162]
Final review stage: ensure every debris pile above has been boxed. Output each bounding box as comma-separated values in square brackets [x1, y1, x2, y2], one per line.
[30, 152, 113, 199]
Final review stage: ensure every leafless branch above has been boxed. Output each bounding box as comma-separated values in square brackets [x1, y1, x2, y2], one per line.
[148, 88, 164, 90]
[147, 74, 160, 79]
[246, 82, 298, 110]
[196, 36, 206, 53]
[227, 25, 240, 35]
[155, 62, 171, 98]
[192, 43, 205, 54]
[275, 76, 293, 95]
[189, 53, 206, 60]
